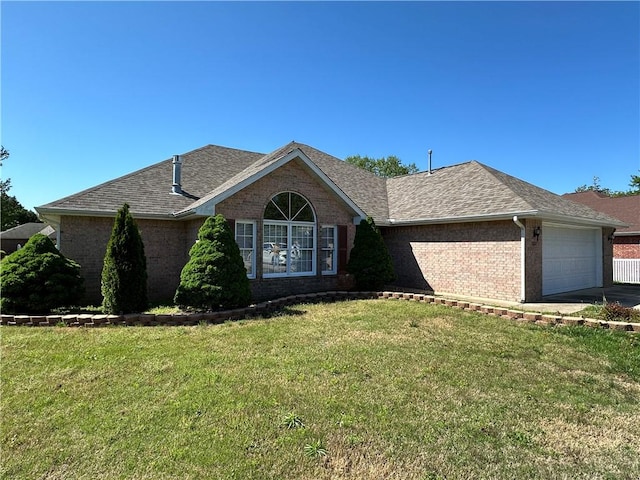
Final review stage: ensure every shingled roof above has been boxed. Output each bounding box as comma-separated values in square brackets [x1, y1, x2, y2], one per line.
[562, 191, 639, 234]
[37, 142, 624, 229]
[386, 161, 626, 227]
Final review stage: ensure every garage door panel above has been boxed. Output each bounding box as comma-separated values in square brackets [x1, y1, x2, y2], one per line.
[542, 225, 601, 295]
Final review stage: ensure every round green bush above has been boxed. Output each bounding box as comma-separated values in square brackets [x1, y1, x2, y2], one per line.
[174, 214, 251, 311]
[0, 233, 84, 314]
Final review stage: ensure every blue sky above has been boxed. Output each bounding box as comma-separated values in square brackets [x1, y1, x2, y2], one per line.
[2, 1, 638, 213]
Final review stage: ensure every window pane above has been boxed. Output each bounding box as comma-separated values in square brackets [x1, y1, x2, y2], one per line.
[321, 250, 333, 273]
[263, 223, 288, 275]
[321, 226, 336, 274]
[264, 201, 286, 220]
[235, 222, 255, 278]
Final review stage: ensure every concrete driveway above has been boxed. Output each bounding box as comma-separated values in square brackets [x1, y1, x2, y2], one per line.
[522, 284, 640, 314]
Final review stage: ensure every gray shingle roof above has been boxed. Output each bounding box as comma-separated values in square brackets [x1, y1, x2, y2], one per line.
[37, 143, 623, 228]
[387, 161, 625, 226]
[0, 223, 55, 239]
[38, 145, 264, 217]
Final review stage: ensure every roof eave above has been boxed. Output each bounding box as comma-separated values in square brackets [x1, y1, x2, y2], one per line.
[35, 206, 176, 221]
[385, 210, 628, 228]
[386, 211, 539, 226]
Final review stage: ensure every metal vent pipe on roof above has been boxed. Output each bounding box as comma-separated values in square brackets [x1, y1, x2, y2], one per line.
[172, 155, 182, 194]
[428, 149, 433, 175]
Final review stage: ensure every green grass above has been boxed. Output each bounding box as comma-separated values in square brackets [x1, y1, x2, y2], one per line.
[2, 300, 639, 479]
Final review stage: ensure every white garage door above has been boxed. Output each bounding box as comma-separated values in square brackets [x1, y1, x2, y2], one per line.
[542, 225, 602, 296]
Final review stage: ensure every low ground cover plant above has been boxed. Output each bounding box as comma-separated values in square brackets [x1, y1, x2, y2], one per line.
[2, 300, 638, 479]
[576, 301, 640, 323]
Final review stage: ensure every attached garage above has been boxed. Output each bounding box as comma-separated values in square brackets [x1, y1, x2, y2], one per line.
[542, 224, 602, 295]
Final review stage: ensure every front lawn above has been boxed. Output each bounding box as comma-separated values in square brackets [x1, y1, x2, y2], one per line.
[2, 301, 639, 479]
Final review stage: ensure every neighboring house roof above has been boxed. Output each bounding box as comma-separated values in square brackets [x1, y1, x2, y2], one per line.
[562, 191, 639, 235]
[0, 223, 55, 239]
[36, 142, 624, 229]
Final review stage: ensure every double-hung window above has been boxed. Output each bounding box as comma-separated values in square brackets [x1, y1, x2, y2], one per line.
[263, 192, 316, 277]
[320, 226, 337, 274]
[235, 221, 256, 279]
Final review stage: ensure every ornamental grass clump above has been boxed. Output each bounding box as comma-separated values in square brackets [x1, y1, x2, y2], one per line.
[174, 214, 251, 311]
[101, 203, 148, 314]
[0, 233, 84, 314]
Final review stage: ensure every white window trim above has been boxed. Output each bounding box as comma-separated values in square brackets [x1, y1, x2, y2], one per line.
[321, 225, 338, 275]
[263, 219, 317, 278]
[235, 220, 256, 279]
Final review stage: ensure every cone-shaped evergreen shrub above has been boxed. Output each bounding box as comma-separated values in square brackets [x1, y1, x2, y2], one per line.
[347, 217, 395, 291]
[0, 233, 84, 313]
[174, 214, 251, 311]
[101, 203, 148, 314]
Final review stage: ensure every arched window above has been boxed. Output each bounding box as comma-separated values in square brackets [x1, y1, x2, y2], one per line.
[263, 192, 316, 277]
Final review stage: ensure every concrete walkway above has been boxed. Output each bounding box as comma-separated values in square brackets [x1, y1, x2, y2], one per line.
[438, 285, 640, 315]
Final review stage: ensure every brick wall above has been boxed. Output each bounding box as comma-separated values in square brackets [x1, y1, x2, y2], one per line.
[382, 220, 523, 302]
[60, 216, 188, 305]
[614, 236, 640, 259]
[602, 228, 615, 288]
[59, 216, 113, 304]
[216, 159, 357, 302]
[524, 219, 543, 301]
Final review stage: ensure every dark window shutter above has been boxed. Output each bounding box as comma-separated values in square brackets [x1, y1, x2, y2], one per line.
[227, 219, 235, 236]
[337, 225, 348, 273]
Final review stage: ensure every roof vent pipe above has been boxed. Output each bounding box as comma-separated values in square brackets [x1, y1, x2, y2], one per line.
[428, 149, 433, 175]
[172, 155, 182, 194]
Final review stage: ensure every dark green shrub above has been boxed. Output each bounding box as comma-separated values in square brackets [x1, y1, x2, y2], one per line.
[347, 217, 395, 290]
[0, 233, 84, 313]
[101, 203, 148, 314]
[174, 214, 251, 311]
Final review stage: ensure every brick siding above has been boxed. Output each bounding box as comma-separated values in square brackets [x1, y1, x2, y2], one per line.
[60, 216, 189, 304]
[216, 159, 357, 302]
[614, 236, 640, 259]
[382, 220, 523, 302]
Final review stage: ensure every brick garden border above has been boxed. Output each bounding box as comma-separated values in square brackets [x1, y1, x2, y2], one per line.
[1, 290, 639, 332]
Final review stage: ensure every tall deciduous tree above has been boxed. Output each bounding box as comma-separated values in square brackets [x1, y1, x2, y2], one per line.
[0, 146, 39, 230]
[101, 203, 148, 314]
[574, 173, 640, 197]
[174, 214, 251, 311]
[345, 155, 418, 177]
[347, 217, 395, 291]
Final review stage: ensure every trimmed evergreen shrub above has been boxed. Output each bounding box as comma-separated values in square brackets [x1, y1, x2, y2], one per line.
[347, 217, 395, 291]
[0, 233, 84, 314]
[101, 203, 148, 314]
[174, 214, 251, 311]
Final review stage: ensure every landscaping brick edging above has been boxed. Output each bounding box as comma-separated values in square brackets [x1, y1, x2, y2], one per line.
[1, 290, 639, 332]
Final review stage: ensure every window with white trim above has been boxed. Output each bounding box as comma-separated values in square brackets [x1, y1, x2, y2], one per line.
[263, 192, 316, 277]
[320, 226, 337, 274]
[235, 221, 256, 279]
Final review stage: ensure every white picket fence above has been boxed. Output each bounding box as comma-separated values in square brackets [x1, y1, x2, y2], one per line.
[613, 259, 640, 284]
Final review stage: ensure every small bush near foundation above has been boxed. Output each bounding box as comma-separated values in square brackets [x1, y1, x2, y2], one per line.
[174, 214, 251, 311]
[101, 203, 148, 314]
[602, 302, 640, 322]
[347, 217, 395, 290]
[0, 233, 84, 314]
